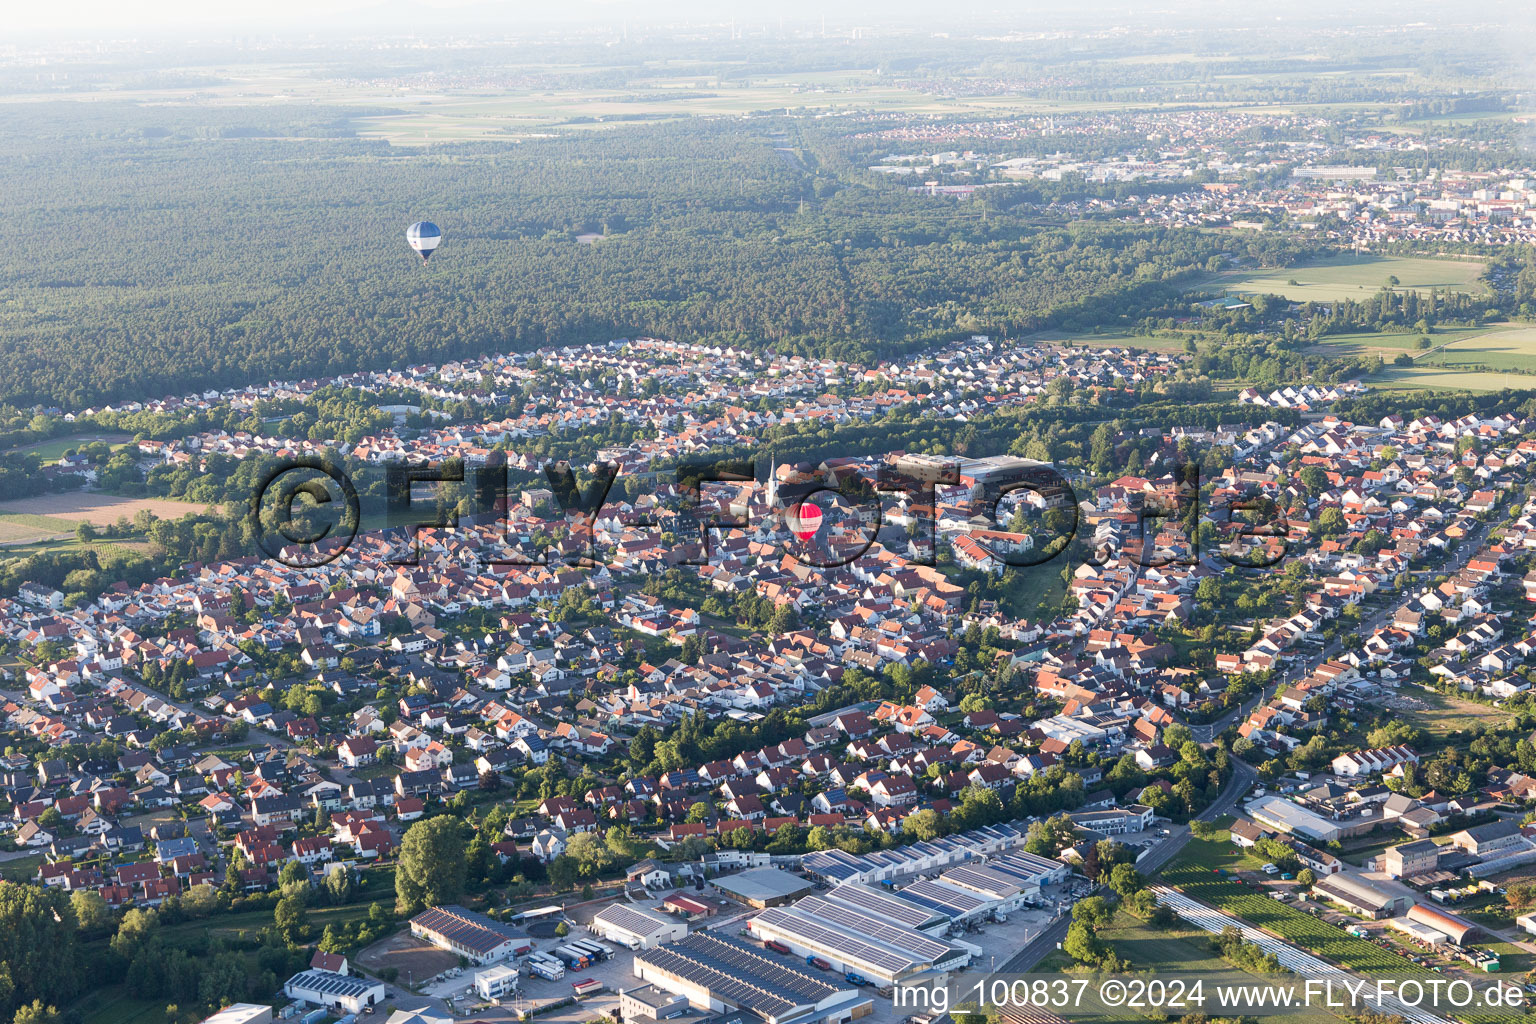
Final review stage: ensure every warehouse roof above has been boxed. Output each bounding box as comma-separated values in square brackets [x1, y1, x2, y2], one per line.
[411, 905, 520, 955]
[712, 867, 813, 904]
[593, 903, 679, 937]
[285, 970, 380, 999]
[636, 932, 843, 1021]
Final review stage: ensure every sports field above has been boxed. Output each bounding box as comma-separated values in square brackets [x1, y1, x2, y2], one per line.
[1224, 254, 1488, 302]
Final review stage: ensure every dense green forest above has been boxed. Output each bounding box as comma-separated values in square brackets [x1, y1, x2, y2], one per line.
[0, 100, 1282, 409]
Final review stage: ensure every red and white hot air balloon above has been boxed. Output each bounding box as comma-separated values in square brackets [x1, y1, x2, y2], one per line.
[788, 500, 823, 541]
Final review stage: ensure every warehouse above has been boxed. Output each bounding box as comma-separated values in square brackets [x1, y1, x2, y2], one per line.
[282, 970, 385, 1015]
[823, 883, 947, 931]
[937, 864, 1026, 911]
[799, 823, 1028, 885]
[1310, 875, 1409, 919]
[748, 894, 970, 985]
[592, 903, 689, 949]
[410, 905, 530, 964]
[1407, 904, 1480, 944]
[1389, 918, 1449, 946]
[1246, 795, 1343, 844]
[712, 867, 813, 909]
[896, 877, 994, 925]
[633, 932, 873, 1024]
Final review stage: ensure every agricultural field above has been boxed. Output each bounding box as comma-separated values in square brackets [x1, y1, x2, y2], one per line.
[6, 433, 132, 465]
[1369, 365, 1536, 393]
[1164, 850, 1426, 975]
[1419, 326, 1536, 373]
[1162, 843, 1531, 1024]
[1224, 254, 1489, 302]
[0, 511, 84, 546]
[1023, 329, 1191, 352]
[0, 493, 214, 527]
[1306, 324, 1507, 359]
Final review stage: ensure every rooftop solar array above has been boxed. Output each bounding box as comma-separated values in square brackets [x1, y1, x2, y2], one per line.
[594, 903, 673, 936]
[636, 931, 840, 1022]
[287, 970, 378, 998]
[794, 897, 954, 963]
[824, 883, 941, 929]
[801, 849, 863, 882]
[754, 906, 913, 976]
[940, 865, 1023, 901]
[800, 823, 1029, 881]
[412, 905, 519, 955]
[987, 852, 1064, 885]
[897, 878, 990, 918]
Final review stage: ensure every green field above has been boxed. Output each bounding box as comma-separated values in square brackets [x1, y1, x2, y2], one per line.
[74, 987, 167, 1024]
[1308, 324, 1506, 358]
[0, 511, 84, 546]
[1397, 687, 1512, 739]
[1096, 911, 1351, 1023]
[1370, 365, 1536, 393]
[1224, 254, 1488, 302]
[1420, 326, 1536, 373]
[1023, 329, 1191, 352]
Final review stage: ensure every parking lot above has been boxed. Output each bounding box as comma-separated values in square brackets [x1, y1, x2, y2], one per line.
[431, 875, 1082, 1022]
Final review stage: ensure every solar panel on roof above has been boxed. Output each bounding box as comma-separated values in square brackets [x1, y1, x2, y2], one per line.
[898, 878, 989, 918]
[941, 865, 1022, 900]
[795, 897, 953, 962]
[824, 884, 937, 929]
[754, 907, 910, 974]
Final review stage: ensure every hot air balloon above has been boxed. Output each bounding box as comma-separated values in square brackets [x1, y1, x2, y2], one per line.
[406, 221, 442, 262]
[788, 500, 823, 541]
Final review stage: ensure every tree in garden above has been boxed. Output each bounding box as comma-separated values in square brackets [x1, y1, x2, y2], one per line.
[396, 816, 468, 913]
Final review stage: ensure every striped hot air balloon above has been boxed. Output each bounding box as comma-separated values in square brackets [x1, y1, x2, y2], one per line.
[406, 221, 442, 262]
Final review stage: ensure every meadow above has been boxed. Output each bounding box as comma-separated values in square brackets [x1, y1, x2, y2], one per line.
[1306, 324, 1505, 359]
[1419, 326, 1536, 373]
[1369, 365, 1536, 393]
[1224, 254, 1488, 302]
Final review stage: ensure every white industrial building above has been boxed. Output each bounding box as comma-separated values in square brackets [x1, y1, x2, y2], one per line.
[747, 894, 971, 985]
[590, 903, 688, 949]
[282, 970, 385, 1015]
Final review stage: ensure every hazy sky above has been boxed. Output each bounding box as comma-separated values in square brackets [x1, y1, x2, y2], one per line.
[12, 0, 1536, 42]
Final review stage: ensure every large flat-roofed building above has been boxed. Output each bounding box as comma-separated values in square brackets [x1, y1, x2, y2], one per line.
[1246, 795, 1342, 844]
[592, 903, 689, 949]
[411, 905, 530, 964]
[748, 894, 969, 985]
[822, 883, 947, 931]
[712, 867, 813, 909]
[800, 823, 1027, 885]
[633, 932, 873, 1024]
[283, 970, 385, 1015]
